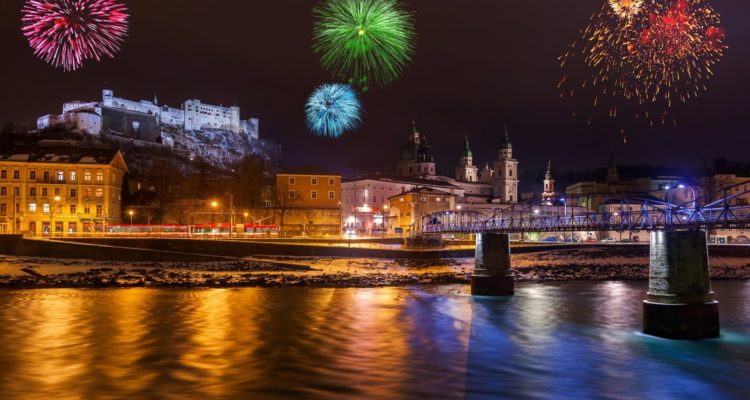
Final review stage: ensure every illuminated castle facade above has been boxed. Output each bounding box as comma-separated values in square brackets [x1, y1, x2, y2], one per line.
[38, 89, 259, 140]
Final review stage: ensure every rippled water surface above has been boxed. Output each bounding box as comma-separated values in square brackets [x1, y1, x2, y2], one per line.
[0, 282, 749, 399]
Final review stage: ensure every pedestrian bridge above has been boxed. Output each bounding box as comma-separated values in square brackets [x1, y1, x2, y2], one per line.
[418, 191, 750, 234]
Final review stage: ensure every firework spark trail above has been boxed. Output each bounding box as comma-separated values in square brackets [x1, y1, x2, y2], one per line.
[306, 84, 363, 138]
[559, 0, 726, 133]
[22, 0, 129, 71]
[313, 0, 416, 90]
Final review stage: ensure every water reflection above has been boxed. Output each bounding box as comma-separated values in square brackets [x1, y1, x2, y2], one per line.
[0, 282, 747, 399]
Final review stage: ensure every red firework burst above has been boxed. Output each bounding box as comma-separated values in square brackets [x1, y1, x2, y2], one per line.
[21, 0, 129, 71]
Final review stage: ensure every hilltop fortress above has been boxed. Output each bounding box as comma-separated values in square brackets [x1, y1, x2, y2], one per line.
[39, 89, 259, 141]
[36, 89, 278, 167]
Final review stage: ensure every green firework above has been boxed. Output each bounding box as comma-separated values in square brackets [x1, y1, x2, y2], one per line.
[313, 0, 416, 89]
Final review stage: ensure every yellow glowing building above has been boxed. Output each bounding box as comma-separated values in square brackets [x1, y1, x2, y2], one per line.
[0, 145, 128, 236]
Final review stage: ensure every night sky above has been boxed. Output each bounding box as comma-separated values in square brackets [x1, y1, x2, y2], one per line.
[0, 0, 748, 177]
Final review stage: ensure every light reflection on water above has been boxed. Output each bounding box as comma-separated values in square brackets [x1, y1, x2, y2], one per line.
[0, 282, 748, 399]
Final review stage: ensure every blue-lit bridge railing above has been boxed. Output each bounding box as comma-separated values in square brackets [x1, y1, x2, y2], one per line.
[417, 192, 750, 235]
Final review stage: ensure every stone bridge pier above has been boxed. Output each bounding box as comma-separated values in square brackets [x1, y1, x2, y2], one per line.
[644, 230, 719, 339]
[471, 233, 514, 296]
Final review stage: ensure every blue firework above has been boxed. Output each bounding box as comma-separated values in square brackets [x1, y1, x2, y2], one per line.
[306, 83, 362, 138]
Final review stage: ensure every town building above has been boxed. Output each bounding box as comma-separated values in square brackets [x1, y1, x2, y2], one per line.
[273, 168, 342, 237]
[702, 174, 750, 244]
[0, 143, 128, 235]
[388, 187, 457, 234]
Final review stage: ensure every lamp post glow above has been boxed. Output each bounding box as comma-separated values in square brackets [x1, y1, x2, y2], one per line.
[128, 210, 135, 235]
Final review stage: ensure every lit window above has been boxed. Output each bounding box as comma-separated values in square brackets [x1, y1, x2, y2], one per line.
[84, 172, 92, 182]
[70, 171, 77, 181]
[96, 189, 104, 198]
[29, 203, 37, 213]
[43, 204, 50, 213]
[57, 171, 64, 182]
[96, 171, 104, 182]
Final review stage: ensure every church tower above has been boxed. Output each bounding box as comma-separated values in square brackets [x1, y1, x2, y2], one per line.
[455, 134, 479, 182]
[542, 161, 555, 202]
[606, 146, 620, 184]
[397, 121, 436, 177]
[492, 125, 519, 203]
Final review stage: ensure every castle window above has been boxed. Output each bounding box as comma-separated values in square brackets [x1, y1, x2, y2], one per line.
[289, 177, 296, 185]
[329, 178, 335, 186]
[289, 190, 296, 199]
[311, 178, 318, 186]
[328, 191, 335, 200]
[311, 191, 318, 199]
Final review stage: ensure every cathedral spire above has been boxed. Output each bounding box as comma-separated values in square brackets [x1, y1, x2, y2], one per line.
[545, 160, 553, 180]
[463, 134, 473, 157]
[501, 124, 512, 149]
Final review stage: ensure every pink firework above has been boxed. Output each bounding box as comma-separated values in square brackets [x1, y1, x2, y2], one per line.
[21, 0, 129, 71]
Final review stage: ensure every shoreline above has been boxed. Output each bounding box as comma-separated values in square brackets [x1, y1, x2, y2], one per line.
[2, 248, 749, 289]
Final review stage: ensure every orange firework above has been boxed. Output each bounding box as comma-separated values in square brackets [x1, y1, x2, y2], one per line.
[560, 0, 727, 131]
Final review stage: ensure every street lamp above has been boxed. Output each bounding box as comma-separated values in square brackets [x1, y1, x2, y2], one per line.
[128, 210, 135, 235]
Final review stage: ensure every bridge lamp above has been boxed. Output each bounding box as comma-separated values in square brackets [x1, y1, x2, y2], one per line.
[457, 205, 462, 210]
[678, 184, 686, 189]
[533, 209, 540, 215]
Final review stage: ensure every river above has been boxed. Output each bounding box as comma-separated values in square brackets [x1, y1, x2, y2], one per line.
[0, 281, 748, 399]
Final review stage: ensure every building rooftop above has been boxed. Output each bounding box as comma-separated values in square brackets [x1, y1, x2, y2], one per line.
[344, 174, 463, 190]
[0, 144, 123, 166]
[278, 166, 339, 176]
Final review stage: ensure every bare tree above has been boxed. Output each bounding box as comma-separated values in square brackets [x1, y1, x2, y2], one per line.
[274, 183, 302, 236]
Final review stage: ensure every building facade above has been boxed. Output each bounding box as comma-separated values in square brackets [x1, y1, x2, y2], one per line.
[0, 146, 128, 236]
[388, 187, 457, 234]
[274, 169, 342, 237]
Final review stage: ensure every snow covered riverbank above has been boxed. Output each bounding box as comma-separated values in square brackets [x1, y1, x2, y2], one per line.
[1, 247, 748, 288]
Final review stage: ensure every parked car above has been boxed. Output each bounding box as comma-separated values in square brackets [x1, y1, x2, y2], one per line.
[600, 237, 617, 243]
[584, 238, 599, 244]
